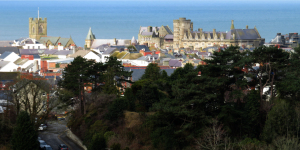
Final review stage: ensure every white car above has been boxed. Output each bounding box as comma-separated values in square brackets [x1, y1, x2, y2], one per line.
[38, 124, 47, 131]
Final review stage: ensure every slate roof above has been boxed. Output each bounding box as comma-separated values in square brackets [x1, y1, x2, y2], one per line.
[38, 37, 60, 45]
[0, 51, 12, 59]
[91, 39, 130, 49]
[169, 59, 182, 67]
[227, 29, 260, 40]
[0, 47, 19, 55]
[134, 45, 150, 52]
[0, 61, 10, 68]
[33, 54, 41, 59]
[19, 49, 42, 55]
[164, 26, 173, 34]
[56, 38, 71, 46]
[44, 50, 58, 55]
[54, 50, 73, 55]
[164, 34, 174, 39]
[103, 48, 118, 55]
[0, 41, 13, 47]
[94, 44, 109, 52]
[110, 46, 125, 51]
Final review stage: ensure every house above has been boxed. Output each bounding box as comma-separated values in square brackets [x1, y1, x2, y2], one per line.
[169, 59, 183, 68]
[0, 51, 20, 62]
[69, 50, 101, 62]
[37, 36, 76, 50]
[53, 50, 73, 59]
[0, 61, 18, 72]
[12, 38, 47, 49]
[101, 48, 119, 62]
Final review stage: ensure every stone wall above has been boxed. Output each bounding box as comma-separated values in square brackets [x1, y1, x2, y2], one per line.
[65, 129, 88, 150]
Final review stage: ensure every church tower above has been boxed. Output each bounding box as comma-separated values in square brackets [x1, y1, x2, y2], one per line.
[29, 8, 47, 40]
[85, 27, 96, 49]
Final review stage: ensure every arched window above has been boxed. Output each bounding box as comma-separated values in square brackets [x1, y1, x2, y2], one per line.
[39, 25, 43, 34]
[32, 26, 35, 34]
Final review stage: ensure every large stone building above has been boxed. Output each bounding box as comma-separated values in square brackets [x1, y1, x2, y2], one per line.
[29, 18, 47, 40]
[173, 18, 265, 50]
[138, 25, 173, 49]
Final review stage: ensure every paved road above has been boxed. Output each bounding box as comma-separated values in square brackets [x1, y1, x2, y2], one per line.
[39, 120, 84, 150]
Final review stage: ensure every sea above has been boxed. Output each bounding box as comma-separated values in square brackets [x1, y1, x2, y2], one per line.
[1, 0, 300, 47]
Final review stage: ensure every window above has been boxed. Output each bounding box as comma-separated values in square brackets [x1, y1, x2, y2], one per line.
[39, 25, 43, 34]
[32, 26, 35, 34]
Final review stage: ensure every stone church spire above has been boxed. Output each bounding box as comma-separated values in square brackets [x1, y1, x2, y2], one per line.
[86, 27, 96, 40]
[85, 27, 96, 49]
[231, 20, 235, 30]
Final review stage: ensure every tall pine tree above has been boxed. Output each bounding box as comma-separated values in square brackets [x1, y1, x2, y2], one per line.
[11, 111, 39, 150]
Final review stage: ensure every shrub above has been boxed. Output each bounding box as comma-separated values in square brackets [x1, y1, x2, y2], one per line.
[110, 143, 121, 150]
[88, 132, 106, 150]
[106, 98, 127, 121]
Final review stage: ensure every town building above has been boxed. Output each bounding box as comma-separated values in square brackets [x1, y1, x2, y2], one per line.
[266, 33, 300, 48]
[173, 18, 265, 50]
[138, 25, 173, 49]
[29, 17, 47, 40]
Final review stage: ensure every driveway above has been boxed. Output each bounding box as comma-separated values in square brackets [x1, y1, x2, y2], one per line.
[39, 120, 84, 150]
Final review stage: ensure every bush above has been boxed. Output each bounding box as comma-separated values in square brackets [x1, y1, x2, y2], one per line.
[110, 143, 121, 150]
[104, 131, 116, 141]
[88, 132, 106, 150]
[106, 98, 127, 121]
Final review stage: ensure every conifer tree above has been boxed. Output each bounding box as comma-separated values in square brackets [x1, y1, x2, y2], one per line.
[11, 111, 39, 150]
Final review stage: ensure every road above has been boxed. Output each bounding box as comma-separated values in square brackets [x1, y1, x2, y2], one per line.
[39, 120, 84, 150]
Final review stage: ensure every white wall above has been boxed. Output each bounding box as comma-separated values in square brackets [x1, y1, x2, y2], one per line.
[58, 55, 67, 59]
[2, 52, 20, 62]
[84, 52, 101, 62]
[0, 62, 18, 72]
[119, 59, 149, 66]
[23, 44, 46, 49]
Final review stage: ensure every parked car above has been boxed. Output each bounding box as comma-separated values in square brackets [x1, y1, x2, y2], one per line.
[38, 140, 47, 150]
[38, 125, 44, 131]
[43, 145, 53, 150]
[41, 124, 47, 129]
[38, 137, 41, 140]
[58, 144, 68, 150]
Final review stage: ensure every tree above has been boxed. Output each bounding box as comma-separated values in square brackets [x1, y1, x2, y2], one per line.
[103, 56, 132, 96]
[249, 46, 289, 102]
[8, 77, 51, 122]
[262, 100, 296, 143]
[59, 56, 94, 115]
[140, 63, 161, 81]
[11, 111, 39, 150]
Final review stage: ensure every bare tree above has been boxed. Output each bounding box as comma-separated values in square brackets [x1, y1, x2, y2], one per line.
[7, 77, 59, 124]
[195, 118, 233, 150]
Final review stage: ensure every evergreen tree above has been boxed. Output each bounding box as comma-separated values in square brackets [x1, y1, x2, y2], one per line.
[11, 111, 39, 150]
[140, 63, 161, 81]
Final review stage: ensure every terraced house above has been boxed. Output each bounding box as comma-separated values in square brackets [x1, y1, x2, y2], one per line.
[173, 18, 265, 50]
[138, 25, 173, 49]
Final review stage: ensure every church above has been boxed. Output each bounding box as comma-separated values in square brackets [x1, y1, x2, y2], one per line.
[173, 18, 265, 50]
[27, 10, 76, 50]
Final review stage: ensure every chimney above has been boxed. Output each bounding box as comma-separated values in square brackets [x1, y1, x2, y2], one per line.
[246, 25, 249, 29]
